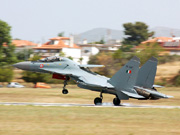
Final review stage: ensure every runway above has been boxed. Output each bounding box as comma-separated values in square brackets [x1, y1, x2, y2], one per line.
[0, 102, 180, 109]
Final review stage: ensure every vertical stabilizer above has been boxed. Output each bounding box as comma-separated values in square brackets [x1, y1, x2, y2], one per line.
[109, 56, 140, 90]
[136, 57, 158, 88]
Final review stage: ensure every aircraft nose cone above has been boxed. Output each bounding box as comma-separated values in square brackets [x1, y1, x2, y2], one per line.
[13, 61, 31, 70]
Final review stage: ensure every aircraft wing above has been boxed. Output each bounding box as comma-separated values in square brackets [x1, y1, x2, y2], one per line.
[77, 81, 114, 88]
[79, 65, 104, 68]
[40, 67, 109, 87]
[40, 67, 80, 77]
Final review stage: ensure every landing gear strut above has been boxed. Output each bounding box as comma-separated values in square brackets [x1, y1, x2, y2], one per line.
[62, 76, 70, 94]
[113, 97, 121, 106]
[94, 90, 103, 105]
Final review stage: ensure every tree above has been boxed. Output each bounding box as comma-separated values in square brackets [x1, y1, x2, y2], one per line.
[99, 38, 105, 44]
[89, 38, 105, 44]
[67, 56, 73, 60]
[0, 20, 17, 83]
[59, 52, 66, 57]
[120, 45, 133, 52]
[0, 67, 14, 82]
[135, 42, 163, 65]
[0, 20, 17, 66]
[78, 57, 83, 64]
[88, 52, 116, 77]
[0, 20, 11, 46]
[122, 22, 154, 46]
[16, 49, 33, 61]
[58, 32, 64, 37]
[22, 71, 50, 84]
[175, 75, 180, 86]
[113, 49, 123, 60]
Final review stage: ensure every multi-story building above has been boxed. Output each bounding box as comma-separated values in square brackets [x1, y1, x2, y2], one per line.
[33, 36, 81, 63]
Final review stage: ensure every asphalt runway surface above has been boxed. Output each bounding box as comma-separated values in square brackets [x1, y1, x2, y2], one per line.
[0, 102, 180, 109]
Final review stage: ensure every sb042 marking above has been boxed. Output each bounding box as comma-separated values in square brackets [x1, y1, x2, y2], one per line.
[40, 64, 44, 68]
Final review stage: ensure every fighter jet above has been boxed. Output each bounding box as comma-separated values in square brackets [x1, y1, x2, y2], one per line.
[13, 56, 173, 105]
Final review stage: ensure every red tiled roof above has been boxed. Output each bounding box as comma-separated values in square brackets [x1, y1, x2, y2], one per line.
[33, 37, 80, 49]
[50, 37, 70, 40]
[12, 40, 37, 47]
[141, 37, 173, 44]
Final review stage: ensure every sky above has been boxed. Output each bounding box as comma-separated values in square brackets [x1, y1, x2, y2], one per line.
[0, 0, 180, 43]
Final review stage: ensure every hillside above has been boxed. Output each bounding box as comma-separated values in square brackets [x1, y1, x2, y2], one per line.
[156, 61, 180, 81]
[74, 26, 180, 43]
[151, 26, 180, 37]
[74, 28, 123, 43]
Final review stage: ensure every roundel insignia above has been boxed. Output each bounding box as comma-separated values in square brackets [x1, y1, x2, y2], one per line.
[40, 64, 44, 68]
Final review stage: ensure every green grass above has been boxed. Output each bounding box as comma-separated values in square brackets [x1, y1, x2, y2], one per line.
[0, 87, 180, 106]
[0, 106, 179, 135]
[0, 87, 180, 135]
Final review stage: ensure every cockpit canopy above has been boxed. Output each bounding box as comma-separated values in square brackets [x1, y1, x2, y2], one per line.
[39, 56, 63, 62]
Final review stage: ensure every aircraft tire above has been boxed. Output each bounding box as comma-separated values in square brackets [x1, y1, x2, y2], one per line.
[113, 97, 121, 106]
[62, 89, 68, 94]
[94, 97, 102, 105]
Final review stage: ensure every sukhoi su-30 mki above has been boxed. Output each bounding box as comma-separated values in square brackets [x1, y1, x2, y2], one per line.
[13, 56, 173, 105]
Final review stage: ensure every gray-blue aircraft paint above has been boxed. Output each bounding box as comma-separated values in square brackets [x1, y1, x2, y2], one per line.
[13, 56, 173, 105]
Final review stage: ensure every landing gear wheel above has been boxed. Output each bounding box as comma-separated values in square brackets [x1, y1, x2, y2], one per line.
[113, 97, 121, 106]
[62, 89, 68, 94]
[94, 97, 102, 105]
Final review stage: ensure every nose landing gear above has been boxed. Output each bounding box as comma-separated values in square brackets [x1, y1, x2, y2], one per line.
[62, 89, 68, 94]
[94, 91, 103, 105]
[62, 76, 70, 94]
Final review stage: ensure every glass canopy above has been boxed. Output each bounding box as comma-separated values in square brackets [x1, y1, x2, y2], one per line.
[39, 56, 63, 62]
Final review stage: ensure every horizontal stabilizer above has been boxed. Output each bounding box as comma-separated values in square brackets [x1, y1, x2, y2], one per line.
[153, 84, 164, 88]
[79, 65, 104, 68]
[166, 95, 174, 98]
[121, 90, 145, 99]
[134, 86, 173, 98]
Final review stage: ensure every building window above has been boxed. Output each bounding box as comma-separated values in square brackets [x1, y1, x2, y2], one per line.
[49, 40, 59, 45]
[84, 50, 89, 53]
[63, 40, 70, 45]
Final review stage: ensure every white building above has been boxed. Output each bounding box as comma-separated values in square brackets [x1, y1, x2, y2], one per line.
[33, 37, 81, 63]
[78, 41, 121, 64]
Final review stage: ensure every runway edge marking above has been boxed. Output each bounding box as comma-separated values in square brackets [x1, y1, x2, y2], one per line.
[0, 102, 180, 109]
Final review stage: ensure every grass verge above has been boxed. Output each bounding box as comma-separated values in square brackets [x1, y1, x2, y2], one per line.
[0, 105, 179, 135]
[0, 87, 180, 106]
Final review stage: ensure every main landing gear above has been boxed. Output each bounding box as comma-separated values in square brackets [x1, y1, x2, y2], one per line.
[62, 77, 70, 94]
[94, 92, 121, 106]
[113, 97, 121, 106]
